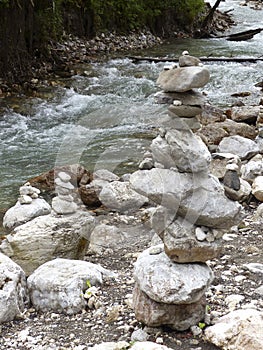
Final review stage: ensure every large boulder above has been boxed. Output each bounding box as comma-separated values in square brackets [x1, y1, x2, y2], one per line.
[217, 135, 259, 160]
[205, 309, 263, 350]
[0, 211, 95, 275]
[27, 258, 116, 314]
[0, 253, 29, 323]
[133, 283, 206, 331]
[157, 66, 210, 92]
[130, 169, 242, 228]
[3, 198, 51, 230]
[133, 245, 214, 304]
[98, 181, 148, 212]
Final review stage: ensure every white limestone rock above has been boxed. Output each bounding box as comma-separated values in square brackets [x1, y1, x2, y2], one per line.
[98, 181, 148, 212]
[0, 211, 95, 275]
[134, 245, 214, 304]
[217, 135, 259, 160]
[51, 196, 78, 214]
[252, 176, 263, 201]
[205, 309, 263, 350]
[157, 66, 210, 92]
[0, 253, 29, 323]
[27, 258, 116, 314]
[241, 154, 263, 184]
[3, 198, 51, 230]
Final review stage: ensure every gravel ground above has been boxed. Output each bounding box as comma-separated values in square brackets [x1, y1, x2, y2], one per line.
[0, 201, 262, 350]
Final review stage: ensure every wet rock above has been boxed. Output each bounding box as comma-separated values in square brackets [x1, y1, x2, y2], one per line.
[3, 198, 51, 230]
[27, 258, 116, 314]
[134, 245, 214, 304]
[133, 283, 206, 331]
[0, 253, 29, 323]
[0, 211, 95, 275]
[99, 181, 148, 212]
[217, 135, 259, 160]
[252, 176, 263, 201]
[205, 309, 263, 350]
[157, 66, 210, 93]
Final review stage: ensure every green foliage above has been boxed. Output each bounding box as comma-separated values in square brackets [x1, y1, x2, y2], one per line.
[0, 0, 10, 7]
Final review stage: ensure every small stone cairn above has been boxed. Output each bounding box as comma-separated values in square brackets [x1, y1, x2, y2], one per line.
[51, 171, 78, 214]
[132, 52, 242, 331]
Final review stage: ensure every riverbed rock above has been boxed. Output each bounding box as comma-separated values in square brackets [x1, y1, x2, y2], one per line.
[241, 154, 263, 183]
[228, 105, 260, 124]
[156, 66, 210, 93]
[168, 104, 202, 118]
[217, 135, 259, 160]
[0, 211, 95, 275]
[99, 181, 148, 212]
[252, 176, 263, 201]
[178, 52, 202, 67]
[134, 245, 214, 304]
[0, 253, 29, 323]
[205, 309, 263, 350]
[27, 258, 116, 314]
[88, 341, 174, 350]
[224, 178, 251, 202]
[3, 198, 51, 230]
[160, 218, 222, 263]
[133, 283, 206, 331]
[130, 169, 242, 228]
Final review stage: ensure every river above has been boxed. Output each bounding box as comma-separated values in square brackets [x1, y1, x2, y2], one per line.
[0, 0, 262, 214]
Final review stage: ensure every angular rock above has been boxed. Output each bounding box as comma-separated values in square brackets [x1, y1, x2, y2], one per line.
[224, 178, 251, 202]
[252, 176, 263, 201]
[133, 283, 206, 331]
[134, 245, 214, 304]
[51, 197, 78, 214]
[161, 218, 222, 263]
[0, 211, 95, 275]
[99, 181, 148, 212]
[228, 105, 260, 124]
[157, 66, 210, 93]
[217, 135, 259, 160]
[241, 154, 263, 183]
[150, 135, 176, 169]
[27, 258, 115, 314]
[3, 198, 51, 230]
[165, 129, 211, 172]
[0, 253, 29, 323]
[205, 309, 263, 350]
[93, 169, 120, 182]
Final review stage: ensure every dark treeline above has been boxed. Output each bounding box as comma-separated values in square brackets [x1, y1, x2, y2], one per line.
[0, 0, 205, 83]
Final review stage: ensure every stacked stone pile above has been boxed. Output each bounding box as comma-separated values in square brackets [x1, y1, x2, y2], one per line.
[131, 53, 243, 330]
[52, 171, 78, 214]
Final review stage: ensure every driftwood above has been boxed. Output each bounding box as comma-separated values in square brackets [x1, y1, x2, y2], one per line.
[219, 28, 263, 41]
[128, 56, 263, 63]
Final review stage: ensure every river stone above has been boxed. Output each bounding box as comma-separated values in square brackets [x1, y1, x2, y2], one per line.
[179, 53, 202, 67]
[99, 181, 148, 212]
[130, 169, 193, 210]
[179, 174, 243, 228]
[161, 218, 222, 263]
[51, 196, 78, 214]
[252, 176, 263, 201]
[224, 178, 251, 202]
[0, 211, 95, 275]
[88, 341, 174, 350]
[27, 258, 116, 314]
[165, 129, 211, 172]
[204, 309, 263, 350]
[0, 253, 29, 323]
[133, 283, 206, 331]
[229, 105, 260, 124]
[3, 198, 51, 230]
[154, 90, 205, 105]
[134, 245, 214, 304]
[168, 104, 202, 118]
[150, 135, 176, 169]
[217, 135, 259, 160]
[241, 155, 263, 183]
[93, 169, 120, 182]
[156, 66, 210, 92]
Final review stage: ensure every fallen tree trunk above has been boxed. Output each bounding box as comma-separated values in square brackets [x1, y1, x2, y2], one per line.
[219, 28, 263, 41]
[128, 56, 263, 63]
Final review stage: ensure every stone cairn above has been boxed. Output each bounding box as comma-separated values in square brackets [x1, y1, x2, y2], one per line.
[131, 52, 243, 331]
[51, 171, 78, 214]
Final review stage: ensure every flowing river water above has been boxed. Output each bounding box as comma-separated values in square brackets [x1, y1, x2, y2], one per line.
[0, 0, 263, 214]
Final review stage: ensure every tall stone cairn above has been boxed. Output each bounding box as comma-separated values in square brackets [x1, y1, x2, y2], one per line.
[131, 52, 243, 331]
